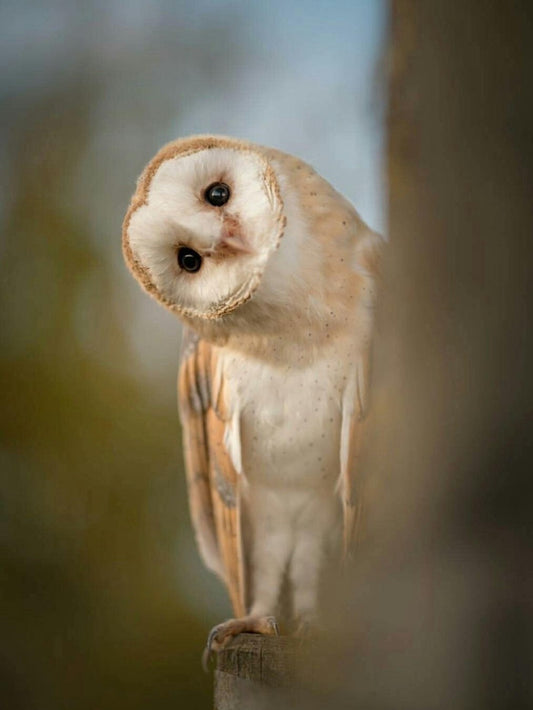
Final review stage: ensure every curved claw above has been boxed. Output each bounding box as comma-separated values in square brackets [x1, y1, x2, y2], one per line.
[269, 617, 280, 635]
[202, 624, 222, 672]
[202, 644, 214, 673]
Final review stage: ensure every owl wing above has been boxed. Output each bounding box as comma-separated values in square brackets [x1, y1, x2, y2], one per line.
[340, 229, 383, 556]
[340, 347, 371, 556]
[177, 328, 246, 617]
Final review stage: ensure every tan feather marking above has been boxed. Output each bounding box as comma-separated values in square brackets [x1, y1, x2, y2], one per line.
[206, 408, 246, 616]
[178, 344, 220, 579]
[212, 459, 237, 508]
[178, 331, 246, 616]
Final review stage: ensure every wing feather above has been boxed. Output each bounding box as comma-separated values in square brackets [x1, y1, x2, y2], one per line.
[178, 329, 246, 616]
[340, 355, 369, 556]
[341, 229, 383, 555]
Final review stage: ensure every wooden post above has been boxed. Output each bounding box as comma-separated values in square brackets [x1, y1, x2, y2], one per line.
[214, 634, 315, 710]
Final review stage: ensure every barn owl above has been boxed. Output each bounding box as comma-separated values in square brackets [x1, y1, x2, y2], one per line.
[122, 135, 383, 666]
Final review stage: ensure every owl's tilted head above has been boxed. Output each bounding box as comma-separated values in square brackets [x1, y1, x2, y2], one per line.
[123, 135, 286, 321]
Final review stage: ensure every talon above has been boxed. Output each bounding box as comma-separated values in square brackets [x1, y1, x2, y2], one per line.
[201, 645, 213, 673]
[202, 625, 221, 672]
[268, 616, 280, 635]
[207, 624, 221, 650]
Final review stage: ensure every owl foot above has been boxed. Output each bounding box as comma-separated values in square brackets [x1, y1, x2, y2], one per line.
[202, 615, 279, 671]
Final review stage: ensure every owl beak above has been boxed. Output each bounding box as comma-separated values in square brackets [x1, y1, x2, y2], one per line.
[219, 232, 254, 255]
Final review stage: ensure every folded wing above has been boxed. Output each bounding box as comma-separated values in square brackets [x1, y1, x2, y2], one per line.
[178, 329, 246, 616]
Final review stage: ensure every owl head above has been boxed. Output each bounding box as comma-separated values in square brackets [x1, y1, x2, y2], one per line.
[122, 135, 286, 321]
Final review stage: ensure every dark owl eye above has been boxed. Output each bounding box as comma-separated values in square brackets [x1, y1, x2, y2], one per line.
[205, 182, 230, 206]
[177, 246, 202, 273]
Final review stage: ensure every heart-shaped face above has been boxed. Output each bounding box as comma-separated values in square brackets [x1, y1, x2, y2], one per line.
[123, 135, 285, 320]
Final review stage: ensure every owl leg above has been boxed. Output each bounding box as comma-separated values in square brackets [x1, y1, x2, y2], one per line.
[289, 531, 323, 636]
[202, 525, 289, 669]
[202, 615, 279, 670]
[248, 527, 291, 617]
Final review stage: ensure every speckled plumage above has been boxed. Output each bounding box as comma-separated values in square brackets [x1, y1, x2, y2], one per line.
[122, 134, 383, 656]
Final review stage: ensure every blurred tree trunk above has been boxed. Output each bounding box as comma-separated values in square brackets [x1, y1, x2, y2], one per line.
[318, 2, 533, 708]
[386, 1, 533, 703]
[348, 1, 533, 707]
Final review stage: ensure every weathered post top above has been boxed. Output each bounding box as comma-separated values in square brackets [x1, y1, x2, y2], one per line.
[214, 634, 315, 710]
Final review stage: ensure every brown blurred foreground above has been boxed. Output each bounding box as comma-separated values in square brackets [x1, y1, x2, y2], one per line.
[315, 2, 533, 708]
